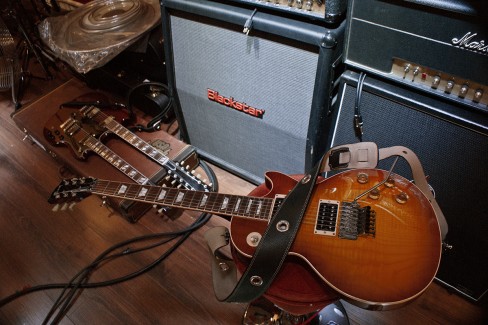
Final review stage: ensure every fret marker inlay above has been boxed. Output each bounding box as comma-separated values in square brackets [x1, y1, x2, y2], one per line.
[118, 185, 127, 194]
[246, 199, 253, 214]
[234, 198, 241, 212]
[158, 189, 167, 200]
[175, 192, 185, 203]
[200, 194, 208, 207]
[138, 187, 148, 197]
[221, 197, 229, 210]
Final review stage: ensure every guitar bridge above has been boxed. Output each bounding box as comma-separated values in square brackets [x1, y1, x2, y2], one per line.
[338, 202, 376, 240]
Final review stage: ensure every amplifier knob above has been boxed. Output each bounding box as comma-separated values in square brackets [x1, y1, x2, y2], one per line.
[305, 0, 313, 10]
[296, 0, 303, 9]
[459, 84, 469, 98]
[445, 80, 455, 93]
[432, 75, 441, 89]
[473, 89, 483, 102]
[287, 0, 294, 6]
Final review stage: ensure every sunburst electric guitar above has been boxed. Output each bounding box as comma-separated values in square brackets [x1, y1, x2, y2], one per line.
[48, 168, 442, 310]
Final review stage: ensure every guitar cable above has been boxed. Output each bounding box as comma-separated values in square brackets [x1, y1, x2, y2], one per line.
[0, 160, 218, 324]
[353, 72, 367, 142]
[125, 81, 174, 133]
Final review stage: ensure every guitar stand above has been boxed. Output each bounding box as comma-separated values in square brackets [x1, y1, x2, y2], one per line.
[242, 297, 349, 325]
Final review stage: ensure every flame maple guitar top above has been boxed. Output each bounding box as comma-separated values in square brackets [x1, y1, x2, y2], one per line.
[229, 169, 442, 309]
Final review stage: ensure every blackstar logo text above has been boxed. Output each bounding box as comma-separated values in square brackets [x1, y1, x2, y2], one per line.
[207, 89, 265, 119]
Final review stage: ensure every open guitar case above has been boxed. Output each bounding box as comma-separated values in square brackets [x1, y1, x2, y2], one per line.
[12, 78, 201, 222]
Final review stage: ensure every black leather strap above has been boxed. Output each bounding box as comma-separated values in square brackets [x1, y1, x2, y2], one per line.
[223, 153, 326, 303]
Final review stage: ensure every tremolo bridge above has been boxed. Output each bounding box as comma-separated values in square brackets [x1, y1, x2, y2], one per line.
[315, 199, 376, 240]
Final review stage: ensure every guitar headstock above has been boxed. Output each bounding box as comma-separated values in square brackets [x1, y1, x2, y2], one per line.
[48, 177, 96, 209]
[168, 161, 212, 192]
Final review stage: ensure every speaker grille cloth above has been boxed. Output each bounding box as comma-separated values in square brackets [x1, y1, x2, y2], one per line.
[171, 16, 318, 182]
[332, 84, 488, 300]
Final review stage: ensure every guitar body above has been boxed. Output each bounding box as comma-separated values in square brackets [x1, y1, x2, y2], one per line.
[43, 93, 129, 159]
[230, 169, 441, 312]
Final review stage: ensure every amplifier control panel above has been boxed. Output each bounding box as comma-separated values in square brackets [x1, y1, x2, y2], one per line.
[228, 0, 346, 22]
[391, 58, 487, 112]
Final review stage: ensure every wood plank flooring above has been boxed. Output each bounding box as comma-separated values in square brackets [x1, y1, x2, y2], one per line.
[0, 63, 487, 324]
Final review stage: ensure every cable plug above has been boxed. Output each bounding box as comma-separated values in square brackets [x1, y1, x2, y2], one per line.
[354, 114, 364, 139]
[243, 9, 258, 35]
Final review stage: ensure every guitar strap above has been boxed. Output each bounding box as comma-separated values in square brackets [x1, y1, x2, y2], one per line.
[210, 147, 326, 303]
[205, 142, 448, 303]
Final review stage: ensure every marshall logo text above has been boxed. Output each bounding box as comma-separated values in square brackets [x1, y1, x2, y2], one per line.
[207, 89, 265, 119]
[451, 32, 487, 55]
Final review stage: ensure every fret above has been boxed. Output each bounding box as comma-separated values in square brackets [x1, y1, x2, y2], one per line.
[209, 193, 224, 212]
[126, 183, 142, 200]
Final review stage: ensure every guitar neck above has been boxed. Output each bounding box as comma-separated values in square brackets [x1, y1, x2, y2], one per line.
[90, 179, 275, 220]
[64, 117, 151, 185]
[82, 106, 172, 168]
[80, 105, 210, 192]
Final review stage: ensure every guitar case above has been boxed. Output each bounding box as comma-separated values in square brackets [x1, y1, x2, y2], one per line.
[12, 78, 198, 222]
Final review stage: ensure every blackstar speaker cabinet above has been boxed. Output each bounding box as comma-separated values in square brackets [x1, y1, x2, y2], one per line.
[328, 70, 488, 302]
[160, 0, 345, 184]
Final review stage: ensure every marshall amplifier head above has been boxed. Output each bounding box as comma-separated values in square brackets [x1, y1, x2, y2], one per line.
[344, 0, 488, 113]
[161, 0, 345, 184]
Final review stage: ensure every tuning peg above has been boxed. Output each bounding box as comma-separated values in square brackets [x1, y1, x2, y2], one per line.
[68, 202, 77, 210]
[61, 203, 69, 211]
[52, 204, 60, 212]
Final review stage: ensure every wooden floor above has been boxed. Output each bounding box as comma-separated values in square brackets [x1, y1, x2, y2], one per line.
[0, 61, 487, 324]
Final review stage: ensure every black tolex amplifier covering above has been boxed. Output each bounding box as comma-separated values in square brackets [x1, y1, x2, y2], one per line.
[161, 0, 345, 184]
